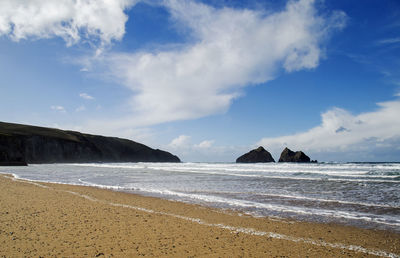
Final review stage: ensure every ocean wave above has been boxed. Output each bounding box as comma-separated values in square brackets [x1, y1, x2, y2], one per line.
[64, 163, 400, 182]
[175, 190, 400, 209]
[125, 187, 400, 227]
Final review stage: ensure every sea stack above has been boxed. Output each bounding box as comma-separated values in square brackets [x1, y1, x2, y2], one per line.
[278, 147, 311, 163]
[236, 146, 275, 163]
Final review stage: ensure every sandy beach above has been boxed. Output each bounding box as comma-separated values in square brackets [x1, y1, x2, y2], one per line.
[0, 173, 399, 257]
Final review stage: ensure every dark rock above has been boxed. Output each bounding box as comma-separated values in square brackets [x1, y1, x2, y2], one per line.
[311, 160, 318, 163]
[0, 121, 180, 164]
[0, 161, 27, 166]
[0, 134, 27, 166]
[278, 147, 311, 163]
[236, 146, 275, 163]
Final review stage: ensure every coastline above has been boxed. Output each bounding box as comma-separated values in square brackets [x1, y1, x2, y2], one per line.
[0, 173, 399, 257]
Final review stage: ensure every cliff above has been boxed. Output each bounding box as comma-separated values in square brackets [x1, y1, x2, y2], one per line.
[0, 121, 180, 165]
[236, 146, 275, 163]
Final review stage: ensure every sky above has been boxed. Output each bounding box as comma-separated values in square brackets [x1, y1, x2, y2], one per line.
[1, 0, 400, 162]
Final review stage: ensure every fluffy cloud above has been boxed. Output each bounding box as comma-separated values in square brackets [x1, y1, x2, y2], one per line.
[1, 0, 348, 146]
[100, 0, 346, 127]
[168, 135, 215, 150]
[168, 135, 191, 148]
[258, 96, 400, 161]
[0, 0, 136, 48]
[167, 135, 221, 161]
[195, 140, 214, 149]
[79, 93, 94, 100]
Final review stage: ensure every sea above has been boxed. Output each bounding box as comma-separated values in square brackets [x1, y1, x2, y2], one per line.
[2, 162, 400, 233]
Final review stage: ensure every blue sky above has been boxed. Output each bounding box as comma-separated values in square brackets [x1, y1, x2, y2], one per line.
[1, 0, 400, 162]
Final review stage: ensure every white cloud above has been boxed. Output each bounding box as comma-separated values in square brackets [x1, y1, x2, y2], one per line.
[1, 0, 348, 148]
[168, 135, 215, 150]
[79, 93, 94, 100]
[0, 0, 136, 48]
[164, 138, 249, 162]
[258, 96, 400, 161]
[163, 134, 257, 162]
[51, 105, 66, 113]
[95, 0, 346, 128]
[377, 37, 400, 45]
[168, 135, 191, 148]
[195, 140, 214, 149]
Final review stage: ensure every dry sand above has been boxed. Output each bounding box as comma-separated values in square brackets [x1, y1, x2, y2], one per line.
[0, 173, 399, 257]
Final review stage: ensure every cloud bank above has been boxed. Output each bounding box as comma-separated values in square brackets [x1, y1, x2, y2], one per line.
[0, 0, 347, 134]
[97, 0, 346, 128]
[258, 96, 400, 161]
[0, 0, 136, 48]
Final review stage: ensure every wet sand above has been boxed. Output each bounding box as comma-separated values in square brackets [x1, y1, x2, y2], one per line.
[0, 174, 399, 257]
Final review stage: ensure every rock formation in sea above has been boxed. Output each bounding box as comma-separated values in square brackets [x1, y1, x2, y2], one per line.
[0, 121, 180, 165]
[278, 147, 311, 163]
[236, 146, 275, 163]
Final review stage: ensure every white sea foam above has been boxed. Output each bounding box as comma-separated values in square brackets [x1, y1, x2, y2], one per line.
[119, 187, 400, 227]
[74, 180, 400, 220]
[75, 178, 400, 225]
[68, 162, 400, 183]
[253, 192, 400, 209]
[88, 165, 397, 183]
[67, 162, 400, 178]
[78, 178, 131, 191]
[2, 173, 50, 188]
[182, 190, 400, 209]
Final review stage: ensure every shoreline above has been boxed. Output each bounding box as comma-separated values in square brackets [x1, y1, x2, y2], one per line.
[4, 167, 399, 235]
[1, 173, 399, 257]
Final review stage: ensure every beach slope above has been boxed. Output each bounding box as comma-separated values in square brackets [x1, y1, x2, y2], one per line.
[0, 174, 398, 257]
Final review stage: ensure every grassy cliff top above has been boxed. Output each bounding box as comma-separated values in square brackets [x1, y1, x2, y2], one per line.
[0, 121, 81, 142]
